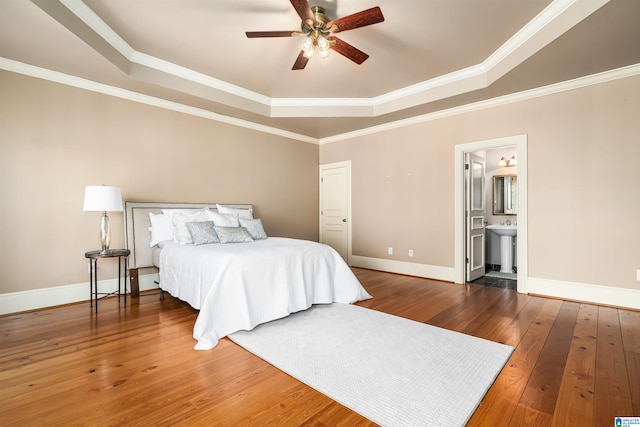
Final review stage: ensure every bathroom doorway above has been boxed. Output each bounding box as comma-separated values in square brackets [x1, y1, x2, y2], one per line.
[454, 135, 528, 294]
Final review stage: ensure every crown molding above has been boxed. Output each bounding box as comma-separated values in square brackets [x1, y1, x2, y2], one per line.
[0, 58, 318, 144]
[32, 0, 610, 119]
[2, 58, 638, 145]
[318, 63, 640, 144]
[59, 0, 135, 58]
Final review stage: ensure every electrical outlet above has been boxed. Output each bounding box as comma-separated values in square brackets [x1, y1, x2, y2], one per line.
[388, 247, 393, 255]
[409, 250, 414, 257]
[637, 269, 640, 281]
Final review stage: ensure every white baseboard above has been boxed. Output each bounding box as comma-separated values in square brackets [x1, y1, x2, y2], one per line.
[350, 256, 639, 310]
[0, 272, 160, 315]
[350, 255, 456, 282]
[4, 269, 636, 315]
[527, 277, 640, 310]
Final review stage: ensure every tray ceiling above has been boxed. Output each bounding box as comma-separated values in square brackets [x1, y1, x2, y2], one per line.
[1, 0, 639, 140]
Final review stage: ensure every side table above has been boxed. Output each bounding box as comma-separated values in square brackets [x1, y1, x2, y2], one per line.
[84, 249, 130, 313]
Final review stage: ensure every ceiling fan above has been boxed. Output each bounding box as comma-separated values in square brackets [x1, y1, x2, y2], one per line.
[245, 0, 384, 70]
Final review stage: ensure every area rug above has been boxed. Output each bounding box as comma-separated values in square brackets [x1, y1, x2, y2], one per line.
[228, 303, 513, 426]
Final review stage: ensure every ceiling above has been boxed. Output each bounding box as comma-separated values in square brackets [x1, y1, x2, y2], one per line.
[1, 0, 639, 141]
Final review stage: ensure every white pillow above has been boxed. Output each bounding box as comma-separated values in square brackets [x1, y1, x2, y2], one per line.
[170, 210, 212, 245]
[209, 211, 240, 227]
[216, 204, 253, 219]
[148, 213, 173, 247]
[161, 208, 208, 222]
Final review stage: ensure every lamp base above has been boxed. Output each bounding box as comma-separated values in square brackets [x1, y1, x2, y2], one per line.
[100, 211, 111, 254]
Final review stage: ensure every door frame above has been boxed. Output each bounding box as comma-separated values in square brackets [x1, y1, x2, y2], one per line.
[454, 135, 528, 293]
[319, 160, 352, 265]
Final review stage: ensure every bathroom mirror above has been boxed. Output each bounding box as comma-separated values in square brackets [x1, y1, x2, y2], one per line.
[493, 175, 517, 215]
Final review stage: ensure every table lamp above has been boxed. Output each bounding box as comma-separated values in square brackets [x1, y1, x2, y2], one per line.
[83, 185, 123, 254]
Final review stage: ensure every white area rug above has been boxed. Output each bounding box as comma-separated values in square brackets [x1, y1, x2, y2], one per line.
[229, 303, 513, 426]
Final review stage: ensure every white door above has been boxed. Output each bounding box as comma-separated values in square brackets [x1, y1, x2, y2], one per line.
[319, 162, 350, 263]
[466, 152, 486, 281]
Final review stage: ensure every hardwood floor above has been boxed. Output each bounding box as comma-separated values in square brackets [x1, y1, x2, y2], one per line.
[1, 268, 638, 426]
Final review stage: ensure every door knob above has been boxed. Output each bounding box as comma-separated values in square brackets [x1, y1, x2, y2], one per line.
[342, 219, 347, 222]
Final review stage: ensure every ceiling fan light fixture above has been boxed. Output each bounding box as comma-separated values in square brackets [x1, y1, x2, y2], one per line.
[301, 32, 332, 59]
[246, 2, 384, 70]
[317, 35, 331, 58]
[301, 36, 314, 58]
[317, 35, 330, 51]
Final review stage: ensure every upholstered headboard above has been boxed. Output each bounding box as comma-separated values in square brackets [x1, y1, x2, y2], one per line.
[123, 201, 253, 269]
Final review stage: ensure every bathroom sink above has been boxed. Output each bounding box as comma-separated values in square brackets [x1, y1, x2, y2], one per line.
[486, 224, 517, 237]
[486, 225, 517, 274]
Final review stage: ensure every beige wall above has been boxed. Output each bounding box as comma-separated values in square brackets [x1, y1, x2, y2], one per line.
[2, 68, 639, 306]
[321, 74, 640, 291]
[0, 71, 319, 295]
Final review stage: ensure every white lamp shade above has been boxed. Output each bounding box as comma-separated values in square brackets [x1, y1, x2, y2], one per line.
[83, 186, 123, 212]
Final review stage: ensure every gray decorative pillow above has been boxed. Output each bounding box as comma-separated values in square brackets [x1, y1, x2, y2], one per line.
[239, 218, 267, 240]
[186, 221, 219, 245]
[214, 226, 254, 244]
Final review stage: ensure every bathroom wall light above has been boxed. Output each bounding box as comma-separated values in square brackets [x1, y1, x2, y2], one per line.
[499, 156, 517, 167]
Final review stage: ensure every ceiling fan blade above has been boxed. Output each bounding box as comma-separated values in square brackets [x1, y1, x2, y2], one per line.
[246, 30, 298, 38]
[290, 0, 315, 24]
[292, 51, 309, 70]
[327, 6, 384, 33]
[329, 37, 369, 65]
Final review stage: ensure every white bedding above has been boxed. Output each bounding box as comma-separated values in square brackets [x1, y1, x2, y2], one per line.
[158, 237, 372, 349]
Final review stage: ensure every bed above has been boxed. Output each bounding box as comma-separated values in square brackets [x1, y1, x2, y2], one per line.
[124, 201, 371, 349]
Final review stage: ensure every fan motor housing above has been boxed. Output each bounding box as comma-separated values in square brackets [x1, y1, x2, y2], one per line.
[311, 6, 330, 24]
[302, 6, 330, 32]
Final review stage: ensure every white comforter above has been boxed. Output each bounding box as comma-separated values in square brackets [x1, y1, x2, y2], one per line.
[159, 237, 372, 349]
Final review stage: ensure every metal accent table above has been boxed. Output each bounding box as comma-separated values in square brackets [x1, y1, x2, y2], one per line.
[84, 249, 130, 313]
